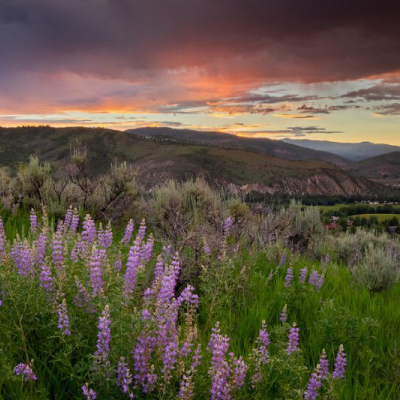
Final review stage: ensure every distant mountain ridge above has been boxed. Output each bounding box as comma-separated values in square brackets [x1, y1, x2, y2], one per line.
[126, 127, 350, 167]
[282, 138, 400, 161]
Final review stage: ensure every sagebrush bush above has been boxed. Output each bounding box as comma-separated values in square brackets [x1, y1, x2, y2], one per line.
[349, 243, 400, 292]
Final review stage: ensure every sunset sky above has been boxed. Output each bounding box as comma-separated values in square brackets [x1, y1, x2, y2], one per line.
[1, 0, 400, 144]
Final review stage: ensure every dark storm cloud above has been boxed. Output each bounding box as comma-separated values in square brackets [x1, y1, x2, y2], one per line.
[1, 0, 400, 83]
[341, 84, 400, 101]
[297, 105, 352, 114]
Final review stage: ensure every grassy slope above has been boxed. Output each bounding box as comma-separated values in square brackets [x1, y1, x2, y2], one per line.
[127, 127, 351, 167]
[199, 250, 400, 399]
[349, 152, 400, 180]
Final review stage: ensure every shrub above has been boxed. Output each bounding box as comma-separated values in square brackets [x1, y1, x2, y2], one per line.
[349, 243, 400, 292]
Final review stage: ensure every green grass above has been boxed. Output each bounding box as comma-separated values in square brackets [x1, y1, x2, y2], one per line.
[317, 203, 400, 213]
[350, 214, 398, 222]
[1, 210, 400, 399]
[198, 252, 400, 399]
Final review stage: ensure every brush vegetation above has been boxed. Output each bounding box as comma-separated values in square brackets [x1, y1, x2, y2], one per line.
[0, 174, 399, 400]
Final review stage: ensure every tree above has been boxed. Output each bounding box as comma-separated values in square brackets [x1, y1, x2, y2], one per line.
[17, 156, 51, 202]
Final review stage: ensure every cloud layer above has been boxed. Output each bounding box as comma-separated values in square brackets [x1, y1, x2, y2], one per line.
[1, 0, 400, 143]
[1, 0, 400, 111]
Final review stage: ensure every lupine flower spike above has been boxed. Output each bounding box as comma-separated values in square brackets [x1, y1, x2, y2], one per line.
[287, 323, 300, 354]
[82, 383, 97, 400]
[14, 361, 37, 382]
[332, 344, 347, 379]
[284, 264, 294, 288]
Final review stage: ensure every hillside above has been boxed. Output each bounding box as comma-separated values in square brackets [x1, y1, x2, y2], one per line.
[0, 126, 391, 197]
[126, 127, 350, 167]
[349, 151, 400, 188]
[282, 138, 400, 161]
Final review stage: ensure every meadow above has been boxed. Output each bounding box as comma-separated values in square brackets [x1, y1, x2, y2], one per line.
[1, 180, 400, 399]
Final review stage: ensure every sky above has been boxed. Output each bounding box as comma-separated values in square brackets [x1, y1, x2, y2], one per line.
[1, 0, 400, 144]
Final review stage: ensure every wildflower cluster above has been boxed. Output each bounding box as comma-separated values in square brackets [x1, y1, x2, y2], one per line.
[1, 207, 348, 399]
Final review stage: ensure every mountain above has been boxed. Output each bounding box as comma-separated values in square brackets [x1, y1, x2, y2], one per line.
[0, 126, 391, 197]
[282, 138, 400, 161]
[126, 127, 350, 167]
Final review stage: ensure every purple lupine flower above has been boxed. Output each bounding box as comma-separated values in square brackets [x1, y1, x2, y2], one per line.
[14, 362, 37, 382]
[324, 254, 330, 271]
[0, 217, 6, 258]
[208, 322, 231, 400]
[12, 240, 34, 277]
[318, 349, 329, 379]
[142, 234, 154, 263]
[117, 357, 134, 397]
[64, 206, 73, 228]
[203, 241, 211, 256]
[133, 334, 157, 393]
[316, 274, 325, 290]
[29, 209, 38, 234]
[57, 298, 71, 335]
[69, 208, 80, 234]
[161, 340, 178, 376]
[121, 219, 134, 244]
[231, 354, 247, 390]
[223, 216, 233, 236]
[94, 305, 112, 370]
[97, 223, 106, 248]
[124, 244, 140, 300]
[51, 230, 64, 270]
[299, 267, 308, 284]
[171, 252, 180, 279]
[332, 345, 346, 379]
[154, 255, 164, 280]
[90, 246, 104, 297]
[162, 244, 172, 256]
[251, 320, 270, 386]
[287, 323, 300, 354]
[97, 222, 113, 249]
[82, 214, 96, 244]
[278, 250, 287, 269]
[34, 232, 48, 265]
[258, 321, 270, 364]
[309, 269, 319, 285]
[56, 220, 65, 235]
[135, 219, 146, 244]
[157, 265, 178, 305]
[177, 285, 199, 308]
[284, 265, 294, 288]
[39, 263, 54, 292]
[73, 278, 95, 314]
[82, 383, 97, 400]
[70, 235, 81, 262]
[113, 258, 122, 273]
[192, 344, 202, 369]
[179, 373, 194, 400]
[304, 365, 322, 400]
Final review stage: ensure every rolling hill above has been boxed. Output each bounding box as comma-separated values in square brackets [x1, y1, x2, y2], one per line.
[282, 138, 400, 161]
[126, 127, 351, 167]
[0, 126, 392, 197]
[348, 152, 400, 188]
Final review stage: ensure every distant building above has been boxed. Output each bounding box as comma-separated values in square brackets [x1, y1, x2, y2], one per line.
[325, 223, 338, 230]
[330, 216, 340, 223]
[388, 226, 397, 234]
